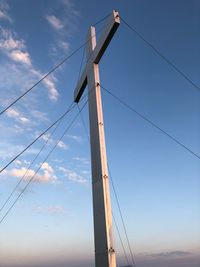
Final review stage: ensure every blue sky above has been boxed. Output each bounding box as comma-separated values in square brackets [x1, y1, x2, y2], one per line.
[0, 0, 199, 267]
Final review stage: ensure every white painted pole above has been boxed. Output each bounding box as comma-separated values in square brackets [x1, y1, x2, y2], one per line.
[86, 25, 116, 267]
[74, 11, 120, 267]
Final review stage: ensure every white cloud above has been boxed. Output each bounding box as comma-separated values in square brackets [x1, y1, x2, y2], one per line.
[3, 162, 57, 183]
[6, 108, 20, 118]
[59, 166, 87, 184]
[9, 167, 35, 178]
[18, 116, 29, 124]
[57, 140, 68, 150]
[46, 15, 64, 30]
[43, 76, 59, 101]
[14, 160, 22, 165]
[41, 162, 54, 173]
[0, 36, 24, 51]
[6, 108, 30, 124]
[0, 27, 59, 101]
[10, 50, 31, 66]
[41, 133, 51, 142]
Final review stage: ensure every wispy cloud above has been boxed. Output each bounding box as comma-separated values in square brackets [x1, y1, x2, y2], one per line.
[40, 133, 51, 142]
[0, 26, 59, 101]
[14, 159, 30, 166]
[147, 250, 193, 258]
[33, 204, 65, 214]
[57, 140, 68, 150]
[59, 166, 87, 184]
[6, 108, 30, 124]
[45, 0, 79, 58]
[0, 35, 24, 51]
[73, 156, 90, 164]
[67, 134, 82, 143]
[14, 159, 22, 165]
[0, 1, 12, 23]
[0, 143, 26, 161]
[40, 134, 69, 151]
[46, 15, 64, 30]
[0, 28, 24, 52]
[30, 110, 49, 123]
[58, 40, 70, 51]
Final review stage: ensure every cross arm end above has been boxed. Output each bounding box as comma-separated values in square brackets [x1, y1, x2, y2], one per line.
[74, 68, 87, 103]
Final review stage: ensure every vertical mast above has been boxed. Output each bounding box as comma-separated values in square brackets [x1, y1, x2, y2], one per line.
[86, 26, 116, 267]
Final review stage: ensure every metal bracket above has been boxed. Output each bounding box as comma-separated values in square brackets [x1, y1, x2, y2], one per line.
[109, 247, 115, 253]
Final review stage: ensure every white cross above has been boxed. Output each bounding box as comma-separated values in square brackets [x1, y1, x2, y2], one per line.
[74, 11, 120, 267]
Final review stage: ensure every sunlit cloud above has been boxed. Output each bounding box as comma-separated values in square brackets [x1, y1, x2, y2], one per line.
[2, 162, 57, 183]
[10, 50, 31, 66]
[46, 15, 64, 30]
[41, 162, 54, 173]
